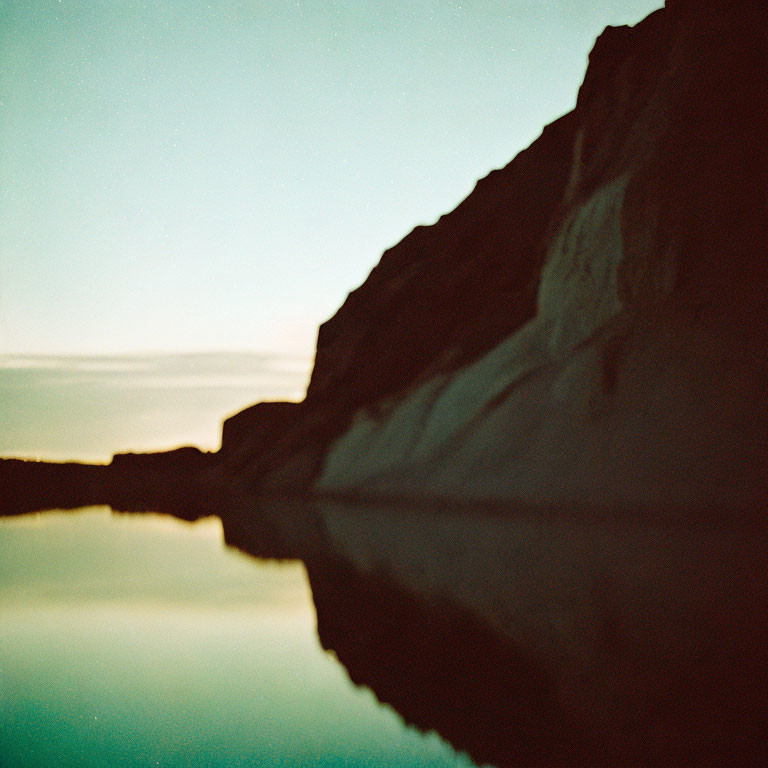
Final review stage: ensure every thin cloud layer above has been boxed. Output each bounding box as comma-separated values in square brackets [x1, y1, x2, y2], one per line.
[0, 352, 311, 461]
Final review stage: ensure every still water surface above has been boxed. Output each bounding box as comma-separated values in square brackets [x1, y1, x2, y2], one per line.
[0, 508, 480, 768]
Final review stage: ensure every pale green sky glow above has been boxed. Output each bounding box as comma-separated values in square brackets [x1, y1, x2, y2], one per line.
[0, 0, 662, 357]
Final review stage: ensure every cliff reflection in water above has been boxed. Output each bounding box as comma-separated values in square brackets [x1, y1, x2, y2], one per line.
[4, 487, 766, 767]
[220, 496, 768, 767]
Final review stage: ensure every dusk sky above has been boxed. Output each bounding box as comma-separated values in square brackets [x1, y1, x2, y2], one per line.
[1, 0, 662, 359]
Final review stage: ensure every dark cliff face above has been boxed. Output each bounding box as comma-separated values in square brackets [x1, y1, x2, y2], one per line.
[307, 112, 577, 408]
[224, 0, 767, 498]
[217, 110, 579, 484]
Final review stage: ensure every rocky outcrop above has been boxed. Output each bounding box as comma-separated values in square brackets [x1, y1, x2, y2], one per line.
[217, 109, 580, 489]
[306, 111, 577, 410]
[110, 446, 213, 475]
[220, 402, 299, 457]
[305, 0, 768, 507]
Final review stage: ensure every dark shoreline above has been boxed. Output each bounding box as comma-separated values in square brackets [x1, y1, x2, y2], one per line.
[3, 453, 766, 530]
[0, 452, 216, 518]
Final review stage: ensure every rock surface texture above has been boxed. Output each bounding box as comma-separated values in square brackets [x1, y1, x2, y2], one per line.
[229, 0, 767, 508]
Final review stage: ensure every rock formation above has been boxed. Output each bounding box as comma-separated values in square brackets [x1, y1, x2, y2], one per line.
[218, 0, 767, 508]
[3, 1, 765, 510]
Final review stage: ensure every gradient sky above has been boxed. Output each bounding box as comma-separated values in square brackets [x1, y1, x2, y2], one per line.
[1, 0, 662, 358]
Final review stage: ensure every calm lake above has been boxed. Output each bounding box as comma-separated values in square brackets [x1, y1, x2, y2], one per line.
[0, 508, 480, 768]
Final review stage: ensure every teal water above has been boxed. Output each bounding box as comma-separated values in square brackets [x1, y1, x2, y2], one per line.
[0, 509, 479, 768]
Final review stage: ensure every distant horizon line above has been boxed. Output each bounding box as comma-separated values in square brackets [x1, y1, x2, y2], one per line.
[0, 349, 314, 362]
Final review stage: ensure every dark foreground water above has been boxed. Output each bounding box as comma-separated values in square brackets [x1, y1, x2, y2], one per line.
[0, 509, 479, 768]
[2, 499, 766, 767]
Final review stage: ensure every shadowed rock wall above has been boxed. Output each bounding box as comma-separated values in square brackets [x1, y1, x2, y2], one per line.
[225, 0, 767, 506]
[313, 1, 768, 507]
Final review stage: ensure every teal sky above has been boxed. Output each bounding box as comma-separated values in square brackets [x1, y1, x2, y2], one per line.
[0, 0, 662, 358]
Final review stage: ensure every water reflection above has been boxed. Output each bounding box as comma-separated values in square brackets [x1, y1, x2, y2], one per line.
[2, 496, 767, 767]
[366, 505, 762, 764]
[224, 496, 768, 767]
[0, 509, 480, 768]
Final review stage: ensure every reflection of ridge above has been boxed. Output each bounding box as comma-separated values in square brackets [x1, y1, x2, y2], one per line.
[306, 557, 588, 768]
[217, 498, 590, 765]
[5, 474, 766, 766]
[301, 500, 768, 767]
[216, 497, 768, 766]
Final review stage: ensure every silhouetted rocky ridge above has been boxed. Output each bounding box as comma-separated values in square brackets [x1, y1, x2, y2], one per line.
[219, 0, 767, 508]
